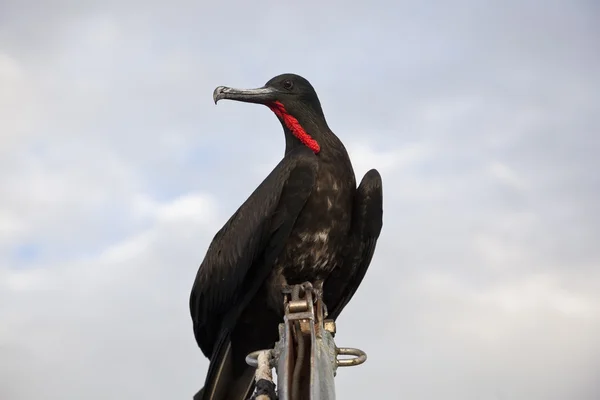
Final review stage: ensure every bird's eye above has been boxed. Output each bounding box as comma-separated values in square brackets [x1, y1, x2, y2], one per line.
[282, 80, 294, 90]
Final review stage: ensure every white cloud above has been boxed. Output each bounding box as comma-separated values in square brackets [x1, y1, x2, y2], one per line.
[0, 192, 220, 399]
[0, 53, 39, 153]
[348, 140, 434, 178]
[0, 53, 22, 80]
[488, 161, 528, 190]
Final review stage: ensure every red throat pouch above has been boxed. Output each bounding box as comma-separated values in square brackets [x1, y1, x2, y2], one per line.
[268, 101, 320, 153]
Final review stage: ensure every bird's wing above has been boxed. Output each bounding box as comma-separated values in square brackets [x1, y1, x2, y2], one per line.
[190, 146, 318, 357]
[325, 168, 383, 320]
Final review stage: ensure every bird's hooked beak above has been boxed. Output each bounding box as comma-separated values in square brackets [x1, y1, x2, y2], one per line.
[213, 86, 278, 105]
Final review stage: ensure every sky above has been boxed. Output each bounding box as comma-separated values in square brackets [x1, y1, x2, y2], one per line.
[1, 0, 599, 399]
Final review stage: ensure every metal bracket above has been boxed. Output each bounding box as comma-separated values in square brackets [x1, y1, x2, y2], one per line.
[246, 282, 367, 400]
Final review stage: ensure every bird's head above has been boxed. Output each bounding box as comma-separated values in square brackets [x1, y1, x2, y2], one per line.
[213, 73, 328, 154]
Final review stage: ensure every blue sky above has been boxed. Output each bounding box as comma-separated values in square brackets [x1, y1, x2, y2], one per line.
[1, 1, 599, 399]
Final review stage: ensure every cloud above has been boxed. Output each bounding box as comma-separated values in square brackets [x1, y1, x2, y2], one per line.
[0, 193, 218, 399]
[487, 162, 528, 191]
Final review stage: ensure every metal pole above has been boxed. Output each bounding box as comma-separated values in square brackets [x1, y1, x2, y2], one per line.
[246, 282, 367, 400]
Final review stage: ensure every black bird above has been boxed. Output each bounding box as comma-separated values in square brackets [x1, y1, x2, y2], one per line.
[190, 73, 383, 400]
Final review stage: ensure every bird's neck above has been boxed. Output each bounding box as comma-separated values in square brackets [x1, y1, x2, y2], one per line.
[268, 102, 348, 161]
[280, 115, 344, 159]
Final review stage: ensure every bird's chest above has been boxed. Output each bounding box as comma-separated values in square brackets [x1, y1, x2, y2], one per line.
[276, 172, 352, 282]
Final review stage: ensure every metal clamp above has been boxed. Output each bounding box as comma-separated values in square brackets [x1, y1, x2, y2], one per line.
[245, 282, 368, 400]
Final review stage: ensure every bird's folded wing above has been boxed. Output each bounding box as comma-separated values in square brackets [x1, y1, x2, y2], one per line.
[190, 146, 318, 357]
[325, 168, 383, 321]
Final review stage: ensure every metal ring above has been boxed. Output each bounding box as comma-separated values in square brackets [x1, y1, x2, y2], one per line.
[246, 350, 264, 368]
[336, 347, 367, 367]
[246, 349, 274, 368]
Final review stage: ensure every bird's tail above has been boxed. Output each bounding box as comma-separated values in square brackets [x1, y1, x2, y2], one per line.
[194, 330, 256, 400]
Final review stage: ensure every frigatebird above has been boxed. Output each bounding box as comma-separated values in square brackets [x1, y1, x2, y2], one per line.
[189, 73, 383, 400]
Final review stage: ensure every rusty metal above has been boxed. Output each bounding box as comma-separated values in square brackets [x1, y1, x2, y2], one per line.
[246, 282, 368, 400]
[323, 320, 336, 335]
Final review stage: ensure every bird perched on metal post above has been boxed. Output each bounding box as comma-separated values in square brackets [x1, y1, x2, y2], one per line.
[189, 73, 384, 400]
